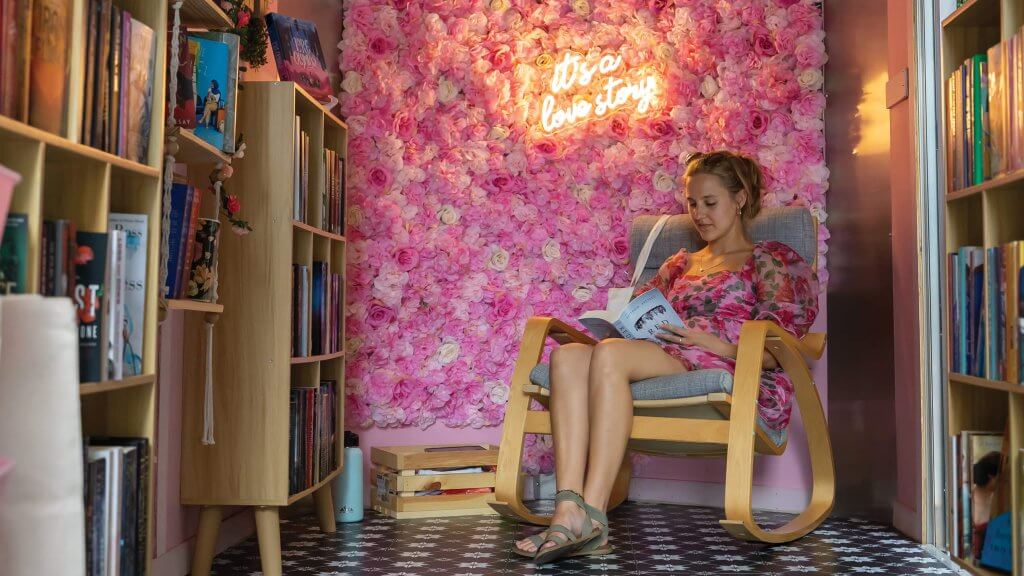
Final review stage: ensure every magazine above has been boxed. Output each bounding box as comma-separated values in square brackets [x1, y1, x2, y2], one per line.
[578, 289, 684, 341]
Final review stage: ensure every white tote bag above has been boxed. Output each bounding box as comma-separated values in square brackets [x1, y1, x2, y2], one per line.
[603, 215, 671, 315]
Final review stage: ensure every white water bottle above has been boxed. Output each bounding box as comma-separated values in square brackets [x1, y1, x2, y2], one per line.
[334, 431, 363, 522]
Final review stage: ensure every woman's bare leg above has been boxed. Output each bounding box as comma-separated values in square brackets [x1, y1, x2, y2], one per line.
[515, 343, 593, 554]
[538, 339, 684, 552]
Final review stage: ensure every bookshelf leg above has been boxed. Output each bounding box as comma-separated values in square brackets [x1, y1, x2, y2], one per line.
[255, 506, 282, 576]
[313, 483, 337, 533]
[191, 505, 223, 576]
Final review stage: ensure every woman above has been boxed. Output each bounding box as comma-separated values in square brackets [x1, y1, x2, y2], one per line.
[514, 150, 819, 564]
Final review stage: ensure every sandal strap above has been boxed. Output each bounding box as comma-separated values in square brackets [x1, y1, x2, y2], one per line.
[554, 489, 585, 509]
[582, 501, 608, 528]
[543, 524, 579, 544]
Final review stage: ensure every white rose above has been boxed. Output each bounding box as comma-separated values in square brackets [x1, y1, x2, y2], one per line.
[572, 183, 594, 204]
[572, 285, 594, 302]
[347, 205, 365, 230]
[505, 150, 527, 174]
[345, 336, 364, 356]
[437, 204, 460, 224]
[488, 125, 510, 140]
[436, 339, 460, 365]
[700, 75, 719, 99]
[488, 247, 510, 271]
[797, 68, 824, 91]
[437, 77, 459, 105]
[490, 0, 508, 11]
[571, 0, 591, 17]
[654, 43, 674, 61]
[653, 170, 676, 193]
[541, 238, 561, 262]
[486, 380, 509, 404]
[341, 71, 363, 95]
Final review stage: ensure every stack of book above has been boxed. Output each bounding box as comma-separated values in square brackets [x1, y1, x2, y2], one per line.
[84, 436, 149, 576]
[293, 116, 310, 223]
[947, 29, 1024, 192]
[81, 0, 157, 163]
[288, 379, 338, 495]
[322, 149, 345, 234]
[949, 431, 1013, 573]
[947, 243, 1024, 382]
[0, 212, 148, 382]
[163, 182, 203, 300]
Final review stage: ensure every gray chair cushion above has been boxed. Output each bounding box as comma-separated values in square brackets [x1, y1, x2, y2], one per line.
[528, 364, 786, 446]
[630, 207, 816, 285]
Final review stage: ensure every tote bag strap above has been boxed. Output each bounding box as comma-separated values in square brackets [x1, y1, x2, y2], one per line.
[629, 215, 671, 288]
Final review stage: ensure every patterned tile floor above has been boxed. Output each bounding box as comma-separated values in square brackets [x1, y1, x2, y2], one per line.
[209, 501, 960, 575]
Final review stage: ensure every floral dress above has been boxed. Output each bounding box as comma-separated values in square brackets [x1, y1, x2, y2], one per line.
[633, 240, 818, 431]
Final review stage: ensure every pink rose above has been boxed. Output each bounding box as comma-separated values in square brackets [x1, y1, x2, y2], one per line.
[752, 29, 777, 57]
[368, 166, 393, 190]
[366, 300, 397, 329]
[795, 36, 826, 68]
[533, 138, 559, 157]
[747, 109, 768, 136]
[394, 247, 419, 271]
[393, 111, 417, 140]
[491, 292, 518, 321]
[609, 114, 629, 139]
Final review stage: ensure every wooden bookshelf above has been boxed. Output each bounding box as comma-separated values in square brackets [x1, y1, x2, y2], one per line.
[179, 0, 234, 30]
[941, 1, 1024, 574]
[0, 1, 167, 573]
[170, 126, 231, 166]
[163, 298, 225, 315]
[180, 82, 347, 576]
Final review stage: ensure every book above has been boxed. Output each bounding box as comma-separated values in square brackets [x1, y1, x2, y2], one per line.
[86, 448, 110, 576]
[109, 213, 148, 377]
[27, 0, 70, 133]
[265, 13, 331, 102]
[75, 231, 108, 383]
[176, 185, 202, 299]
[192, 31, 238, 153]
[578, 288, 685, 341]
[89, 436, 148, 576]
[107, 4, 121, 152]
[125, 17, 155, 163]
[189, 35, 230, 151]
[170, 20, 195, 129]
[0, 212, 27, 293]
[164, 183, 191, 298]
[106, 229, 126, 380]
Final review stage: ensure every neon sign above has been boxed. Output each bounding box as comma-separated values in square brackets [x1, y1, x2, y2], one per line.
[538, 51, 661, 133]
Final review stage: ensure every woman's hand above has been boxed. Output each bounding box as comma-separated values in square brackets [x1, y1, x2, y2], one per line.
[655, 323, 732, 358]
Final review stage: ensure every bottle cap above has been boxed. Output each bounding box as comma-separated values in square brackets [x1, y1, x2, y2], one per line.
[344, 431, 360, 447]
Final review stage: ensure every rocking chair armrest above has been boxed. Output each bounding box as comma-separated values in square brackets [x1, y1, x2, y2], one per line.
[736, 320, 826, 363]
[523, 316, 598, 346]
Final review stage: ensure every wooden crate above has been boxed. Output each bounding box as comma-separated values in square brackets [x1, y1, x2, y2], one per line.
[370, 444, 499, 519]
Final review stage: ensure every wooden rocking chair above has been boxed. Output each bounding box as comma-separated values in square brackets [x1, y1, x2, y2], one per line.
[489, 207, 834, 544]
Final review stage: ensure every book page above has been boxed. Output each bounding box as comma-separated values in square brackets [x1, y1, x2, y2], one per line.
[614, 289, 684, 341]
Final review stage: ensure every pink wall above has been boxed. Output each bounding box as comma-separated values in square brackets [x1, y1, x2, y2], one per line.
[887, 0, 923, 539]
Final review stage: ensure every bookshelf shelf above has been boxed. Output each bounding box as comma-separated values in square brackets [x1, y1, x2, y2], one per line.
[950, 372, 1024, 394]
[80, 374, 157, 396]
[942, 0, 1001, 29]
[179, 0, 234, 30]
[293, 220, 346, 243]
[286, 467, 342, 505]
[941, 1, 1024, 574]
[0, 115, 160, 179]
[291, 350, 346, 365]
[180, 82, 347, 575]
[293, 84, 349, 130]
[171, 127, 231, 166]
[163, 298, 225, 315]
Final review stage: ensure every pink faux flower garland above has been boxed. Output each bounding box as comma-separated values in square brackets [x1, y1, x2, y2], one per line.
[339, 0, 828, 473]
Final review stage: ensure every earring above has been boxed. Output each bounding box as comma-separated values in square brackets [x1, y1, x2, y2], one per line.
[736, 205, 743, 215]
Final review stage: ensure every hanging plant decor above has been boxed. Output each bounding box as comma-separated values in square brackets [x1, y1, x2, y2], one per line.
[219, 0, 269, 69]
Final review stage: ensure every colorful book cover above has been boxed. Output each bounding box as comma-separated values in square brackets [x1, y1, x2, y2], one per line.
[170, 21, 196, 129]
[978, 57, 990, 182]
[265, 13, 331, 102]
[189, 35, 229, 151]
[126, 17, 155, 163]
[106, 229, 125, 381]
[109, 213, 148, 377]
[164, 183, 191, 298]
[0, 212, 27, 293]
[193, 31, 239, 154]
[75, 231, 108, 383]
[987, 43, 1006, 176]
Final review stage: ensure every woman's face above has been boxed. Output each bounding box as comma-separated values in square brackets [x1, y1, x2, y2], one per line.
[684, 173, 744, 242]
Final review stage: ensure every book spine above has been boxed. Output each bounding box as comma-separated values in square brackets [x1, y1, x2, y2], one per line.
[28, 0, 69, 134]
[118, 9, 131, 157]
[82, 0, 97, 144]
[164, 184, 190, 298]
[178, 185, 202, 298]
[108, 213, 148, 377]
[107, 4, 121, 153]
[119, 448, 137, 576]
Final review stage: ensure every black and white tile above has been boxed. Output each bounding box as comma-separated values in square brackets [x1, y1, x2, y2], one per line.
[209, 501, 958, 575]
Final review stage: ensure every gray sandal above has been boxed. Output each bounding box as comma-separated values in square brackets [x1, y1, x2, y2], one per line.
[532, 490, 604, 565]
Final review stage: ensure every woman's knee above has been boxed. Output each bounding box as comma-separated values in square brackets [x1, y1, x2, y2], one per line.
[589, 339, 632, 381]
[550, 343, 592, 387]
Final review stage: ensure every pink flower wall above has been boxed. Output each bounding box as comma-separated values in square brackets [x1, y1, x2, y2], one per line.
[338, 0, 829, 458]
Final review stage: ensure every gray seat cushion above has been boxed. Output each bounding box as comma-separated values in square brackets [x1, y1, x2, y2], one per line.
[528, 363, 786, 446]
[631, 207, 816, 286]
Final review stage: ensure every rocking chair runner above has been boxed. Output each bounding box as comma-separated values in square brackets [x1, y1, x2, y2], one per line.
[489, 207, 835, 544]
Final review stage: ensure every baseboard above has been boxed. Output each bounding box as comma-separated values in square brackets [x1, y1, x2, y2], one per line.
[892, 500, 923, 542]
[152, 509, 255, 576]
[628, 477, 811, 514]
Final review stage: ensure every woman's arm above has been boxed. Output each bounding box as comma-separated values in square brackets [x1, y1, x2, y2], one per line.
[656, 325, 779, 370]
[718, 341, 779, 370]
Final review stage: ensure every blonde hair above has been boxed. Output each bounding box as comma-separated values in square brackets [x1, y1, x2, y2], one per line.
[684, 151, 764, 220]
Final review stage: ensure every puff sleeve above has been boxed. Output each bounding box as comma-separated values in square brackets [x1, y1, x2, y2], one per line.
[632, 249, 688, 299]
[752, 241, 818, 338]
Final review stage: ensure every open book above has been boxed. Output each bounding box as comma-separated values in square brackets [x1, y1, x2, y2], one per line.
[578, 289, 684, 341]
